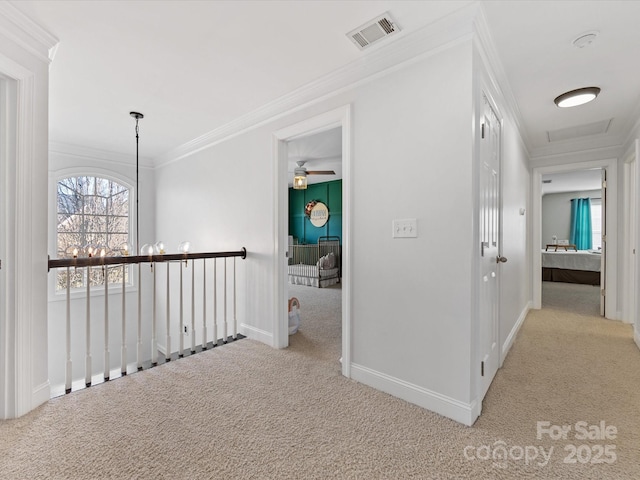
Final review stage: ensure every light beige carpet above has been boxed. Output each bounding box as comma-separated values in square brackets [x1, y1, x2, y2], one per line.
[542, 280, 601, 316]
[1, 283, 638, 479]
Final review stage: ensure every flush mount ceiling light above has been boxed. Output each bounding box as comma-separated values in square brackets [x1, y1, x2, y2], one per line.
[554, 87, 601, 108]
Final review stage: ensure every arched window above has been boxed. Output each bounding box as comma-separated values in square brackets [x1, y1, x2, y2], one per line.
[56, 176, 130, 290]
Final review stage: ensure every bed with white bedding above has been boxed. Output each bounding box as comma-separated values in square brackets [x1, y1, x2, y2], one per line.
[541, 249, 601, 285]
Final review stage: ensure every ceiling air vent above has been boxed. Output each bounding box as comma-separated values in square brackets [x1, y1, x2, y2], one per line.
[347, 13, 400, 50]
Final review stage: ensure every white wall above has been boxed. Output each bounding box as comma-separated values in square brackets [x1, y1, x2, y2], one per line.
[0, 8, 54, 418]
[154, 41, 478, 421]
[151, 21, 537, 423]
[351, 43, 474, 404]
[499, 114, 531, 360]
[47, 148, 156, 391]
[542, 189, 601, 246]
[621, 127, 639, 331]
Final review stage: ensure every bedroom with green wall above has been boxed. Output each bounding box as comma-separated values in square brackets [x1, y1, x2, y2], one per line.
[289, 179, 342, 244]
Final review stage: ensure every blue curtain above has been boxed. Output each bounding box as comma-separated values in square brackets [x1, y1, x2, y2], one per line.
[570, 198, 592, 250]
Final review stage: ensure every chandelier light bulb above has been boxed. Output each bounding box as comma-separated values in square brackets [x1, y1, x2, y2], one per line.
[154, 241, 165, 255]
[121, 243, 132, 256]
[179, 241, 191, 254]
[141, 243, 154, 256]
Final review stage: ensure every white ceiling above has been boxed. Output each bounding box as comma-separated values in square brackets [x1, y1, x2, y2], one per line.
[9, 0, 640, 164]
[287, 127, 342, 187]
[541, 169, 602, 196]
[482, 0, 640, 156]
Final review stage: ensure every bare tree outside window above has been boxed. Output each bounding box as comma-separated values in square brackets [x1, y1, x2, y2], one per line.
[56, 176, 131, 290]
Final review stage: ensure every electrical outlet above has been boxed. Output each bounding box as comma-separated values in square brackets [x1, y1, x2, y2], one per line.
[392, 218, 418, 238]
[183, 325, 188, 335]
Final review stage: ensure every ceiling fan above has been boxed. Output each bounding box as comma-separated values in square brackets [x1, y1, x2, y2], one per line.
[292, 160, 335, 190]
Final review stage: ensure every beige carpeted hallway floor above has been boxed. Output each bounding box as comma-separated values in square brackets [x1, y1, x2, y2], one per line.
[1, 282, 638, 479]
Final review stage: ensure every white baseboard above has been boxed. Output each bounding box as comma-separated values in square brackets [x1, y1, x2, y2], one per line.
[32, 381, 50, 409]
[240, 323, 273, 346]
[501, 301, 531, 365]
[350, 363, 477, 426]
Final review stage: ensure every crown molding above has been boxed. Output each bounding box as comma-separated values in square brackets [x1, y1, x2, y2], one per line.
[153, 2, 480, 167]
[49, 141, 154, 169]
[472, 4, 531, 154]
[0, 1, 58, 63]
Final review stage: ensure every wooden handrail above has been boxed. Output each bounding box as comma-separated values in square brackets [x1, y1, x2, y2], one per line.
[48, 247, 247, 271]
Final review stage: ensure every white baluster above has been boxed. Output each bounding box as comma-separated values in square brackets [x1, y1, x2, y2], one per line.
[137, 264, 142, 370]
[85, 266, 92, 387]
[65, 266, 72, 393]
[213, 258, 217, 347]
[121, 263, 126, 376]
[202, 258, 207, 349]
[104, 267, 110, 380]
[179, 260, 184, 357]
[233, 257, 237, 340]
[191, 259, 195, 353]
[166, 261, 171, 362]
[223, 258, 228, 343]
[152, 262, 157, 365]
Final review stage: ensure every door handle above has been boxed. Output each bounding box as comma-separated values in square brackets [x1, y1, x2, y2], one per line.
[496, 256, 508, 264]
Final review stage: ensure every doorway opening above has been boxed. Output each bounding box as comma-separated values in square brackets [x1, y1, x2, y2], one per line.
[532, 158, 618, 319]
[286, 127, 343, 364]
[540, 168, 604, 316]
[273, 105, 352, 377]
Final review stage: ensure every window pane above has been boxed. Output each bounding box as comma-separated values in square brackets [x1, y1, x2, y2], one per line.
[56, 175, 131, 290]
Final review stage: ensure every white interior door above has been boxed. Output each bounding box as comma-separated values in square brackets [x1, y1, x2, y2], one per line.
[479, 95, 502, 400]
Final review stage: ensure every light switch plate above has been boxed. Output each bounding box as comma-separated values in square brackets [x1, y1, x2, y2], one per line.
[392, 218, 418, 238]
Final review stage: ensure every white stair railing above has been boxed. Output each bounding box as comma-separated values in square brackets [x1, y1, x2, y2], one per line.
[48, 248, 247, 396]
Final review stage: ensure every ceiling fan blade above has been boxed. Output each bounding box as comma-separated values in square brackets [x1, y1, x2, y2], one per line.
[306, 170, 336, 175]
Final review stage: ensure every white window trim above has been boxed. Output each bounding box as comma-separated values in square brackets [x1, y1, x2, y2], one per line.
[591, 198, 602, 250]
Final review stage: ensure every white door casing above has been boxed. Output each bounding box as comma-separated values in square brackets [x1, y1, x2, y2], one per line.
[532, 159, 618, 318]
[272, 105, 352, 377]
[630, 140, 640, 348]
[600, 169, 607, 316]
[479, 95, 502, 400]
[623, 150, 636, 327]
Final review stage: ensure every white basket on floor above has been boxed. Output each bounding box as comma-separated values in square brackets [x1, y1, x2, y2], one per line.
[288, 297, 300, 335]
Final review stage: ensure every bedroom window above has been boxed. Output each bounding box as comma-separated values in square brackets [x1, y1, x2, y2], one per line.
[56, 175, 131, 291]
[591, 199, 602, 250]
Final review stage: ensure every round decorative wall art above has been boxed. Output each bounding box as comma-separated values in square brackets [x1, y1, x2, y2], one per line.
[305, 200, 329, 227]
